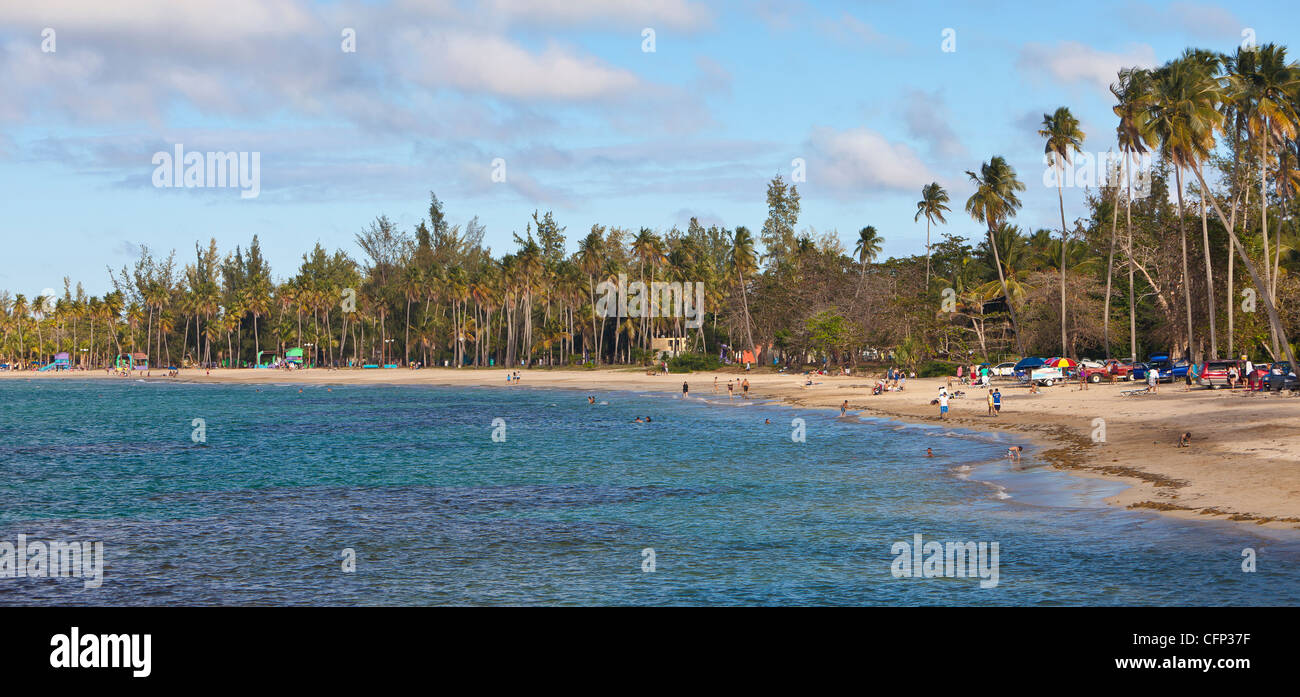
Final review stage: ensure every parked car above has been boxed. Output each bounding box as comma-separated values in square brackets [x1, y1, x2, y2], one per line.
[1128, 361, 1180, 382]
[1081, 359, 1134, 383]
[992, 361, 1017, 377]
[1198, 359, 1246, 388]
[1079, 358, 1105, 369]
[1137, 354, 1188, 382]
[1247, 362, 1297, 391]
[1104, 359, 1136, 377]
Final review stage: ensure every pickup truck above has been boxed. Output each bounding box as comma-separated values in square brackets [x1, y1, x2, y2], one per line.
[1082, 359, 1135, 383]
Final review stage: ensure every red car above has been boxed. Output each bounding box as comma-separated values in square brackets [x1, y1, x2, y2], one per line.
[1198, 359, 1247, 388]
[1082, 359, 1134, 383]
[1247, 362, 1295, 390]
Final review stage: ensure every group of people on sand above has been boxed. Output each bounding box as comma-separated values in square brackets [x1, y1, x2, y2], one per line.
[932, 384, 1002, 419]
[955, 363, 992, 388]
[505, 371, 522, 384]
[709, 376, 749, 399]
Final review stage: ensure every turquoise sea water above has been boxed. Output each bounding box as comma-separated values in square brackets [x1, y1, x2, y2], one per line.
[1, 378, 1297, 606]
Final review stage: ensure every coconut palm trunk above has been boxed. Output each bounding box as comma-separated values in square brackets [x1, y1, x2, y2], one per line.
[1126, 157, 1138, 363]
[1198, 187, 1217, 359]
[1194, 165, 1298, 371]
[1056, 168, 1068, 357]
[1174, 166, 1195, 359]
[1104, 158, 1121, 359]
[986, 223, 1024, 356]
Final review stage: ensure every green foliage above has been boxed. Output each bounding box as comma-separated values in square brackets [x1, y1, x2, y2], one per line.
[668, 353, 721, 372]
[916, 360, 958, 378]
[805, 310, 850, 355]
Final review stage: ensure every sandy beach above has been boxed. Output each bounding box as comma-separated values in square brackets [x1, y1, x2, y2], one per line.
[6, 367, 1299, 528]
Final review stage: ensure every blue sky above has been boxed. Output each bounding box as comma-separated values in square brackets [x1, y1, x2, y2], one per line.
[0, 0, 1292, 295]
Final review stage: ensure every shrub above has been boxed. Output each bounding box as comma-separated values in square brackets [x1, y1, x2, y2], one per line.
[916, 360, 958, 378]
[667, 353, 721, 373]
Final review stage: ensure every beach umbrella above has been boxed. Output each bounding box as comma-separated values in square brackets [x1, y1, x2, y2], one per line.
[1047, 357, 1078, 368]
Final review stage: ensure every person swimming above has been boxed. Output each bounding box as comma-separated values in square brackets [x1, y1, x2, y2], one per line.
[588, 396, 596, 404]
[634, 417, 644, 423]
[926, 447, 933, 457]
[764, 418, 771, 424]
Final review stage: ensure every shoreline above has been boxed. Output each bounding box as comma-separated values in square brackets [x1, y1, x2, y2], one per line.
[6, 367, 1299, 530]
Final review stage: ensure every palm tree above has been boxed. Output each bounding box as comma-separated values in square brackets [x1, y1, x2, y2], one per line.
[728, 226, 758, 359]
[1187, 49, 1300, 371]
[1235, 44, 1300, 357]
[1039, 106, 1086, 357]
[914, 182, 950, 289]
[853, 226, 883, 277]
[1144, 53, 1221, 360]
[964, 156, 1027, 354]
[1112, 66, 1152, 363]
[575, 228, 606, 362]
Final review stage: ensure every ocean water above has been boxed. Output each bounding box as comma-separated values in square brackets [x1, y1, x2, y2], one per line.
[0, 378, 1297, 606]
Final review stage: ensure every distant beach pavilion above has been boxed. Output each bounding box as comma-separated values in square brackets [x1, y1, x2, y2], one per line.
[114, 353, 148, 371]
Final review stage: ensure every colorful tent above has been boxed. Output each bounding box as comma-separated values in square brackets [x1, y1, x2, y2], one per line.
[285, 347, 304, 364]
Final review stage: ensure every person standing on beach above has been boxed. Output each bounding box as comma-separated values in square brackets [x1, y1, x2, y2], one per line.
[727, 380, 734, 400]
[841, 400, 848, 416]
[1147, 367, 1158, 393]
[682, 380, 689, 398]
[992, 389, 1001, 415]
[741, 378, 750, 398]
[986, 390, 996, 416]
[713, 376, 718, 393]
[938, 391, 949, 420]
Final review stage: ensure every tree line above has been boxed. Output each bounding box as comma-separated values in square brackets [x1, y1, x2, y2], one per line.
[2, 42, 1298, 371]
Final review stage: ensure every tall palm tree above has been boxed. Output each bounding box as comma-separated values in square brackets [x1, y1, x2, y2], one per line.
[1183, 48, 1226, 361]
[965, 156, 1027, 354]
[1113, 66, 1152, 362]
[1144, 53, 1221, 359]
[575, 228, 606, 362]
[914, 182, 950, 289]
[1237, 44, 1300, 356]
[1187, 50, 1300, 371]
[728, 226, 758, 359]
[1039, 106, 1086, 357]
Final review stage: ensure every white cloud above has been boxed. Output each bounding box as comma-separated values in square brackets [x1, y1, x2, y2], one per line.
[397, 31, 642, 100]
[0, 0, 320, 40]
[1017, 41, 1157, 95]
[482, 0, 712, 31]
[805, 126, 936, 198]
